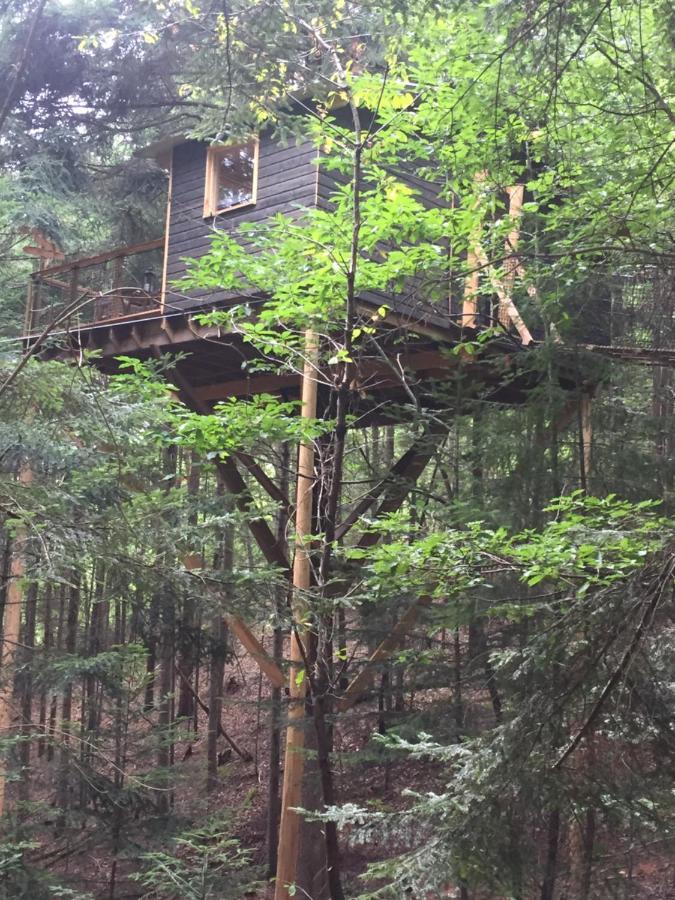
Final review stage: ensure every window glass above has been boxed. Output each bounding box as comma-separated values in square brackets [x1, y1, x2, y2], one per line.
[213, 141, 256, 211]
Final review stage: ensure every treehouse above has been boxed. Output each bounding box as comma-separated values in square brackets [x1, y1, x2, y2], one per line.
[22, 125, 617, 418]
[20, 125, 657, 900]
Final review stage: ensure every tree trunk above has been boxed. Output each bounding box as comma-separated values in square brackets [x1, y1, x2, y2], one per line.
[47, 585, 66, 763]
[156, 591, 175, 816]
[144, 593, 159, 711]
[177, 452, 201, 724]
[17, 581, 38, 805]
[0, 463, 32, 817]
[37, 584, 53, 758]
[267, 443, 290, 878]
[57, 574, 80, 817]
[206, 614, 228, 794]
[540, 807, 560, 900]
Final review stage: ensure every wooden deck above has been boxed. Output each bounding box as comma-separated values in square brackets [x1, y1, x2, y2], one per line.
[26, 284, 577, 426]
[24, 238, 165, 335]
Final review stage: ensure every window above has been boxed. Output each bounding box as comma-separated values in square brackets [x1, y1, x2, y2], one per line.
[203, 139, 258, 216]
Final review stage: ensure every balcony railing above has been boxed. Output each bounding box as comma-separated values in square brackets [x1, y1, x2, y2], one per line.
[25, 238, 165, 335]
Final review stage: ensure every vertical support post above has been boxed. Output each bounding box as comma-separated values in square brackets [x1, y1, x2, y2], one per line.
[462, 171, 488, 329]
[502, 184, 525, 328]
[0, 464, 32, 819]
[69, 264, 79, 325]
[160, 153, 174, 312]
[275, 332, 318, 900]
[24, 273, 36, 335]
[579, 393, 592, 488]
[462, 249, 479, 328]
[112, 255, 123, 319]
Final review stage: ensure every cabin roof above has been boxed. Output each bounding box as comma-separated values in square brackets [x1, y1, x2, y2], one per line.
[135, 134, 190, 166]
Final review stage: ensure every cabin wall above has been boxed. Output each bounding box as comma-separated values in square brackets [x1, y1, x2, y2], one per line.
[315, 126, 450, 321]
[165, 135, 319, 309]
[162, 117, 452, 325]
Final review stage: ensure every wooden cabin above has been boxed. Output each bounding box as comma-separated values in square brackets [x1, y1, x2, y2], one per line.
[23, 126, 587, 413]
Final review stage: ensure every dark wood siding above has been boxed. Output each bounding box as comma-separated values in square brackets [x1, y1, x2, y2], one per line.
[163, 126, 450, 327]
[315, 147, 450, 320]
[165, 136, 318, 309]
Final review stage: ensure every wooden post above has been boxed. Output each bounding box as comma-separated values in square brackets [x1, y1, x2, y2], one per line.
[580, 393, 592, 487]
[24, 274, 35, 335]
[462, 249, 479, 328]
[338, 596, 432, 712]
[0, 464, 32, 819]
[501, 184, 525, 328]
[275, 332, 318, 900]
[160, 153, 173, 312]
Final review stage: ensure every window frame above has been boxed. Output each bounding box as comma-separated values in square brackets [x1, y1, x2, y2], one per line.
[203, 138, 259, 218]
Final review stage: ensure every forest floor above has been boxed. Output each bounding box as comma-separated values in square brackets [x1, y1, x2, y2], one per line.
[15, 637, 675, 899]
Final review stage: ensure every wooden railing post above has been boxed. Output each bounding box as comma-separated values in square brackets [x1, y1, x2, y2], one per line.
[24, 274, 36, 334]
[112, 254, 124, 319]
[69, 264, 79, 325]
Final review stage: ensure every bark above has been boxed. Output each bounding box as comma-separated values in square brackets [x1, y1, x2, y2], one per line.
[156, 590, 175, 816]
[177, 452, 201, 724]
[57, 575, 80, 817]
[206, 616, 228, 794]
[452, 627, 464, 738]
[144, 593, 159, 711]
[47, 585, 66, 763]
[37, 584, 52, 758]
[154, 446, 179, 814]
[540, 808, 560, 900]
[267, 442, 289, 877]
[0, 463, 34, 816]
[17, 581, 38, 805]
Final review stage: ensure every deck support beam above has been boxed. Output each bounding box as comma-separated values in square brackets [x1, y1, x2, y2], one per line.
[155, 356, 290, 573]
[335, 422, 447, 543]
[275, 332, 318, 900]
[337, 596, 432, 712]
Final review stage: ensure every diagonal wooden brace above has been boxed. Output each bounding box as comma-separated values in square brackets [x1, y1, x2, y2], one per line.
[226, 617, 285, 690]
[336, 422, 447, 543]
[184, 552, 285, 689]
[158, 356, 291, 573]
[337, 595, 432, 712]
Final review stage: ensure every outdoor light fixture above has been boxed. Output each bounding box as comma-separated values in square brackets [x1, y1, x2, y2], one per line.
[143, 268, 157, 294]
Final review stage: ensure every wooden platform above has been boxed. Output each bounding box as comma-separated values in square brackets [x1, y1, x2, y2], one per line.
[27, 292, 579, 424]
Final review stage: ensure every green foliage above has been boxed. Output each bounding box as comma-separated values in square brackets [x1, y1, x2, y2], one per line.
[132, 815, 259, 899]
[0, 2, 674, 898]
[0, 837, 93, 900]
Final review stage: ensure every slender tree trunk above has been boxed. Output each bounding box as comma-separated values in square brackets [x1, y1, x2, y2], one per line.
[47, 585, 66, 763]
[17, 582, 38, 805]
[144, 593, 159, 711]
[206, 617, 228, 793]
[57, 574, 80, 817]
[0, 463, 32, 817]
[37, 584, 53, 758]
[156, 446, 178, 815]
[540, 808, 561, 900]
[177, 452, 201, 724]
[156, 592, 175, 816]
[452, 627, 464, 738]
[0, 533, 11, 632]
[109, 592, 127, 900]
[579, 808, 596, 899]
[267, 443, 290, 878]
[468, 411, 503, 722]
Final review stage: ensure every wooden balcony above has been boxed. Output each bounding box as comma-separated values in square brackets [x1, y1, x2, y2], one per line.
[25, 238, 165, 335]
